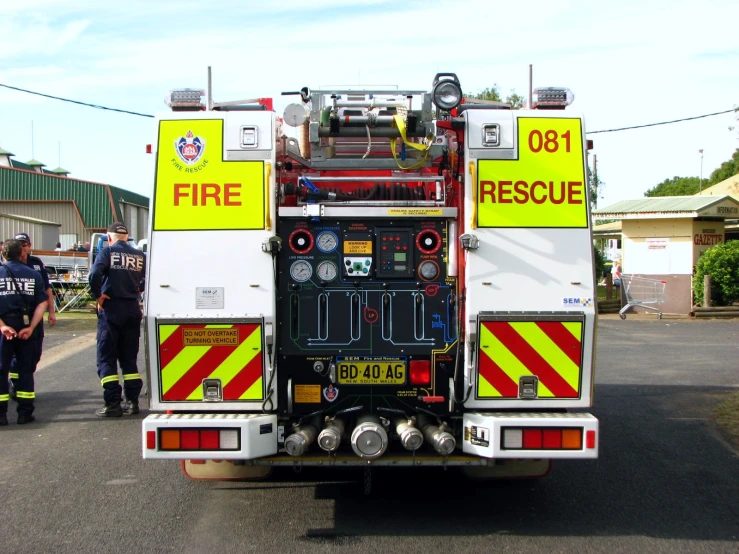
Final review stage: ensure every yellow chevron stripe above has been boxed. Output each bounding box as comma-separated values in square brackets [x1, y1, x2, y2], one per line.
[563, 321, 582, 340]
[477, 372, 502, 397]
[240, 376, 263, 400]
[160, 325, 236, 394]
[159, 324, 179, 344]
[161, 346, 210, 393]
[478, 324, 554, 397]
[510, 322, 581, 392]
[185, 327, 262, 400]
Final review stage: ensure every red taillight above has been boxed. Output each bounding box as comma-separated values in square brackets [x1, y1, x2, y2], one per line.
[145, 144, 152, 154]
[181, 430, 200, 450]
[586, 430, 596, 449]
[502, 427, 585, 450]
[410, 360, 431, 385]
[542, 429, 562, 449]
[522, 429, 543, 449]
[146, 430, 156, 449]
[200, 430, 220, 450]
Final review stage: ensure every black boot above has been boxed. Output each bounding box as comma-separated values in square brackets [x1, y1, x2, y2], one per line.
[96, 402, 123, 418]
[128, 399, 140, 415]
[17, 414, 36, 424]
[0, 414, 7, 426]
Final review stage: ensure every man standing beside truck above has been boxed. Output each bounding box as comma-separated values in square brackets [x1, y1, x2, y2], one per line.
[0, 239, 49, 425]
[89, 223, 146, 418]
[8, 232, 56, 401]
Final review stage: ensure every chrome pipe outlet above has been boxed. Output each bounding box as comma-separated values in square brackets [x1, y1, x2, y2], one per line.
[350, 414, 388, 459]
[318, 417, 345, 453]
[417, 415, 456, 456]
[393, 417, 424, 451]
[285, 419, 319, 457]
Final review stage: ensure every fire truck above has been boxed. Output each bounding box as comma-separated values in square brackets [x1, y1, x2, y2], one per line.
[141, 73, 599, 484]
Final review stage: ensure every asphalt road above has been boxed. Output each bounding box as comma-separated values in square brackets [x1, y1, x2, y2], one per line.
[1, 317, 737, 554]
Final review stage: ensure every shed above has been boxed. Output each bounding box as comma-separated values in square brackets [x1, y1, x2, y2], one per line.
[0, 213, 61, 250]
[593, 195, 739, 314]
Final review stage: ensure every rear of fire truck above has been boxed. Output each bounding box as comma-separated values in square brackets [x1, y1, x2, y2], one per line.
[142, 74, 599, 482]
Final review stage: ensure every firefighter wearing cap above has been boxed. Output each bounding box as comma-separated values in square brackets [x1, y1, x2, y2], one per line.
[89, 223, 146, 417]
[8, 232, 56, 400]
[0, 239, 49, 425]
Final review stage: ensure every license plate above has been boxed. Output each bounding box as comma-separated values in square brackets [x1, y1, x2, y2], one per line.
[337, 361, 406, 385]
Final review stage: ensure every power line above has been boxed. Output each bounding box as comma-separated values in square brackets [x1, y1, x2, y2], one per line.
[0, 83, 154, 118]
[586, 109, 735, 134]
[0, 81, 735, 134]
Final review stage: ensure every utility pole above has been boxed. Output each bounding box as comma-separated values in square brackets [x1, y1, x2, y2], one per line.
[699, 149, 704, 193]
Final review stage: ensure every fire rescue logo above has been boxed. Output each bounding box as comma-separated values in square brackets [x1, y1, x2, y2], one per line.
[323, 384, 339, 402]
[175, 130, 206, 165]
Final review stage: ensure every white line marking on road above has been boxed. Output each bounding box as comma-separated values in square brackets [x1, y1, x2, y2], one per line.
[37, 333, 97, 372]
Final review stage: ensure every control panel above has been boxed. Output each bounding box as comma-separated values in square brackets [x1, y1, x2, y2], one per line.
[276, 217, 457, 415]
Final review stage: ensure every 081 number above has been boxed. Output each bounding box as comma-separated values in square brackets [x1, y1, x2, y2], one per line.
[528, 129, 571, 153]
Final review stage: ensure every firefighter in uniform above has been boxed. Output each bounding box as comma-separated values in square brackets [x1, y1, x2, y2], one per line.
[0, 239, 49, 425]
[8, 232, 56, 400]
[89, 223, 146, 417]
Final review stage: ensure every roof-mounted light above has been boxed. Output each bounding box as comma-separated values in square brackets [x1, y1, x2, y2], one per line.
[167, 88, 205, 110]
[432, 73, 463, 112]
[530, 87, 574, 109]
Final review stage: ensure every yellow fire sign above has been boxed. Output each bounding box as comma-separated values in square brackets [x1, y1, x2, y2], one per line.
[154, 119, 265, 230]
[476, 117, 588, 228]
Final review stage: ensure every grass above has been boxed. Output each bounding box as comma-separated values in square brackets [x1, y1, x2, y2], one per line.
[714, 391, 739, 451]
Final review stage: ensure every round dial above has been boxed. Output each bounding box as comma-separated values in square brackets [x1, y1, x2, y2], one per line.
[316, 261, 338, 281]
[290, 260, 313, 282]
[419, 260, 439, 281]
[316, 231, 338, 253]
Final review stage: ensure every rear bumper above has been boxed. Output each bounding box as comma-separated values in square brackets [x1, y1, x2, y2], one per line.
[462, 412, 599, 459]
[142, 412, 599, 462]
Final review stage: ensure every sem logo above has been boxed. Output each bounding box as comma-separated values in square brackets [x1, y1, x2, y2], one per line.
[562, 297, 592, 307]
[175, 130, 205, 165]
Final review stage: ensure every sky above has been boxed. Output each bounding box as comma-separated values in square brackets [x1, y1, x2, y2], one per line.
[0, 0, 737, 208]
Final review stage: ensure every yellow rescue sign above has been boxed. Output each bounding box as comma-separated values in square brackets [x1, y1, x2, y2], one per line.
[154, 119, 265, 231]
[476, 117, 587, 228]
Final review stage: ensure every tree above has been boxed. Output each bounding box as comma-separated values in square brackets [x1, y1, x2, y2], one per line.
[708, 148, 739, 185]
[693, 240, 739, 306]
[470, 85, 524, 109]
[644, 176, 700, 197]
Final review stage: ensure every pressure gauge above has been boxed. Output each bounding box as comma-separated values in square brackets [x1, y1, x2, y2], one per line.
[316, 231, 338, 253]
[316, 261, 338, 281]
[290, 260, 313, 282]
[418, 260, 439, 281]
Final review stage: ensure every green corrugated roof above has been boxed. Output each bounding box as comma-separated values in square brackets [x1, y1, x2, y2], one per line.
[10, 159, 53, 174]
[593, 195, 734, 215]
[0, 166, 149, 229]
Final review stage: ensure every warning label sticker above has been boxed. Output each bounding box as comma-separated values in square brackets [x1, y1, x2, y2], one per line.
[294, 384, 321, 403]
[183, 328, 239, 346]
[387, 209, 443, 216]
[344, 241, 372, 254]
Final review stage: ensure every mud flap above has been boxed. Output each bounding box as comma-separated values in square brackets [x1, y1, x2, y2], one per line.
[461, 459, 552, 480]
[181, 460, 273, 481]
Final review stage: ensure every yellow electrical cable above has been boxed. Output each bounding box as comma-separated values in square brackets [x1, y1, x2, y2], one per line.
[264, 162, 272, 231]
[469, 162, 477, 229]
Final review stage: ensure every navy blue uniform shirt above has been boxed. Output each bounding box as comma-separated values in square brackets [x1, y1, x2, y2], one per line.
[89, 240, 146, 300]
[26, 254, 51, 291]
[0, 260, 48, 318]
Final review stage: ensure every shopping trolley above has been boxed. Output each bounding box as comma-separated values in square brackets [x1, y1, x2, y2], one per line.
[619, 275, 667, 319]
